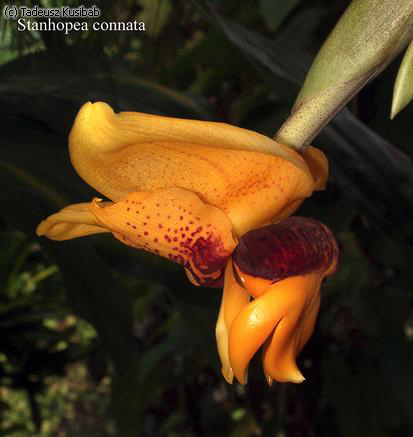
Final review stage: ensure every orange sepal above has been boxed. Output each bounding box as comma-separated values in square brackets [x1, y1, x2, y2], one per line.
[228, 274, 321, 385]
[216, 261, 250, 383]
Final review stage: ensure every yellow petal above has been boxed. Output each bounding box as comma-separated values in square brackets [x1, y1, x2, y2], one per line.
[228, 274, 320, 384]
[69, 102, 325, 236]
[262, 313, 306, 384]
[216, 301, 232, 383]
[296, 282, 321, 354]
[89, 187, 237, 285]
[215, 261, 250, 383]
[36, 202, 109, 240]
[261, 275, 321, 383]
[70, 102, 307, 198]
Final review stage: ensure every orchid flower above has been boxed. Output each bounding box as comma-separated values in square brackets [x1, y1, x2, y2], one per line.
[216, 217, 338, 385]
[36, 102, 338, 384]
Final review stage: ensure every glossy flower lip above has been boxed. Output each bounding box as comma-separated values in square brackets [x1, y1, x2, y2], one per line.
[216, 217, 338, 385]
[233, 217, 338, 288]
[36, 102, 329, 286]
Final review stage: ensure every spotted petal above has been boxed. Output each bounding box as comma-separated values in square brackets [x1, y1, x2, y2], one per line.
[37, 187, 237, 285]
[68, 102, 327, 236]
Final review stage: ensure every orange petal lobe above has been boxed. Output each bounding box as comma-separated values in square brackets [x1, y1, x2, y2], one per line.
[228, 273, 324, 384]
[228, 276, 298, 385]
[216, 261, 250, 383]
[262, 274, 321, 383]
[36, 202, 109, 240]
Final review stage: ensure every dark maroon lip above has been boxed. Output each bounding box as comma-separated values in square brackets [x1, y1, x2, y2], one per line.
[232, 217, 339, 282]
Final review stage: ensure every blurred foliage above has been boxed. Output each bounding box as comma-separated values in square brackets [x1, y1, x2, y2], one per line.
[1, 0, 413, 436]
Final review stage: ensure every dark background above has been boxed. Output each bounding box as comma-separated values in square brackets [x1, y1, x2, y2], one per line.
[1, 0, 413, 435]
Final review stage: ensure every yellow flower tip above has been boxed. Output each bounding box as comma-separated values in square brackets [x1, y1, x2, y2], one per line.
[221, 365, 234, 385]
[288, 371, 305, 384]
[70, 102, 115, 149]
[65, 101, 120, 147]
[268, 367, 306, 384]
[35, 202, 109, 241]
[73, 101, 114, 127]
[35, 220, 47, 237]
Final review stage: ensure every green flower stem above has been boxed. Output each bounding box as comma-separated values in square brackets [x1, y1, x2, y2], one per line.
[275, 0, 413, 151]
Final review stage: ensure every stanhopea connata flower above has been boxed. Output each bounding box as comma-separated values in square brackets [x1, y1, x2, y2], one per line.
[36, 102, 337, 384]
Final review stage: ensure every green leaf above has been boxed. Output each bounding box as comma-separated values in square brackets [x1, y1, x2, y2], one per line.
[0, 172, 137, 376]
[259, 0, 302, 32]
[391, 39, 413, 119]
[111, 314, 187, 436]
[320, 110, 413, 241]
